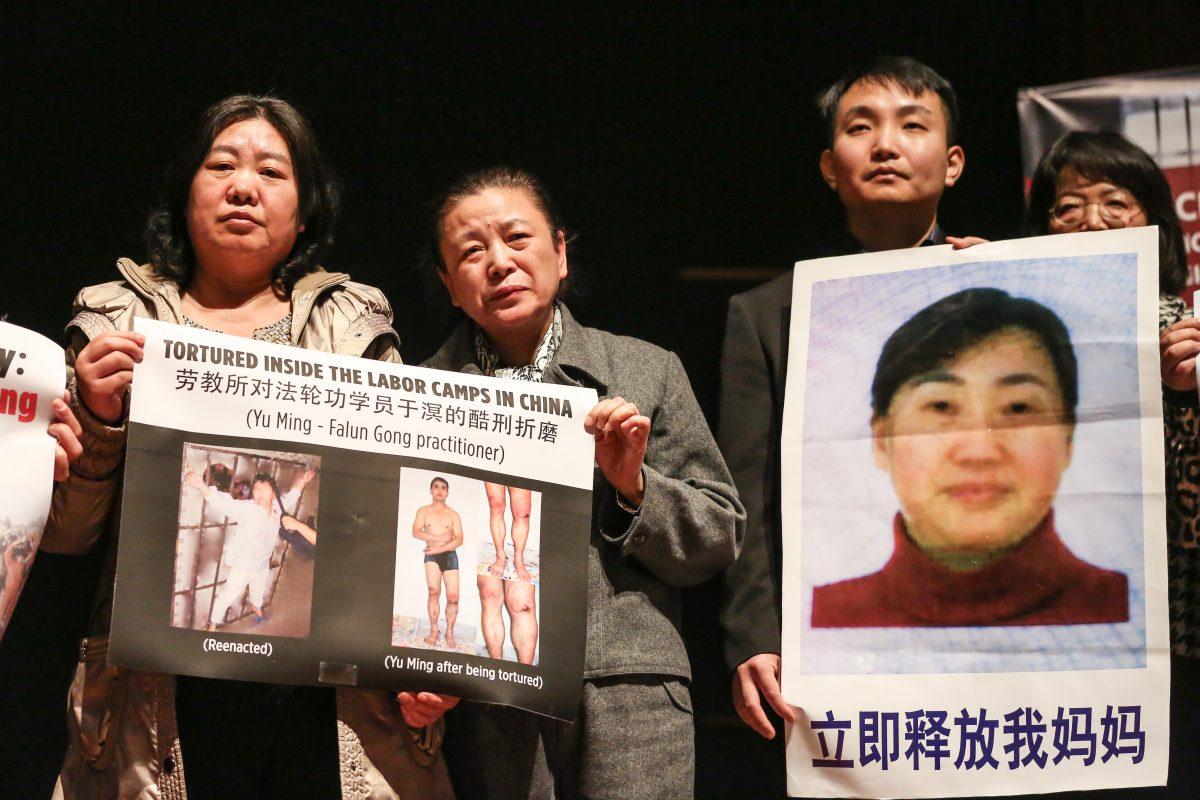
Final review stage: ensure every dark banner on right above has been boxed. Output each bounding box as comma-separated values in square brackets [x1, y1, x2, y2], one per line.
[1018, 67, 1200, 302]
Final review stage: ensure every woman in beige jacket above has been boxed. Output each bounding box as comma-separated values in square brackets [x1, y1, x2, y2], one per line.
[44, 95, 455, 800]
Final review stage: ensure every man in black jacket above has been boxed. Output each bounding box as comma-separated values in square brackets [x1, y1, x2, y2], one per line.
[717, 55, 976, 759]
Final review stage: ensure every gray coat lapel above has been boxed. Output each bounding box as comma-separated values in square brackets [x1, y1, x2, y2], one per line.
[423, 304, 608, 397]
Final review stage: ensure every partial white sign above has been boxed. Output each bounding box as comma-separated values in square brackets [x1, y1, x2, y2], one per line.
[0, 321, 66, 638]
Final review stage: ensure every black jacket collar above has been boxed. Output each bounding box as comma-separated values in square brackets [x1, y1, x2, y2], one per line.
[831, 221, 947, 256]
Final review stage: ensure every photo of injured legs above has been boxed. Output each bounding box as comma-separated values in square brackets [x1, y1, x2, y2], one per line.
[482, 483, 539, 665]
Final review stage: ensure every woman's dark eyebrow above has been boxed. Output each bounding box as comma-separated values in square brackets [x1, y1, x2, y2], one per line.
[910, 369, 961, 387]
[208, 144, 292, 165]
[997, 372, 1050, 388]
[456, 217, 531, 242]
[910, 371, 1051, 390]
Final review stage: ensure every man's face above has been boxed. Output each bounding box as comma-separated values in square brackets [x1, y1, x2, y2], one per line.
[431, 480, 448, 502]
[819, 79, 963, 214]
[251, 479, 275, 506]
[872, 329, 1073, 557]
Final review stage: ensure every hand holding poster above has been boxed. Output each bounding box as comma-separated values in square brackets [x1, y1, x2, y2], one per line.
[110, 318, 596, 720]
[0, 321, 67, 639]
[780, 228, 1168, 796]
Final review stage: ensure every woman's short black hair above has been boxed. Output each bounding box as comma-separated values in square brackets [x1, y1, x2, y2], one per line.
[144, 94, 341, 292]
[1026, 130, 1188, 295]
[818, 56, 959, 146]
[871, 288, 1078, 423]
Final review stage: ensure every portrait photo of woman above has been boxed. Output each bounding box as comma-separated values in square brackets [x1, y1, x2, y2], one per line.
[810, 287, 1128, 629]
[793, 248, 1150, 675]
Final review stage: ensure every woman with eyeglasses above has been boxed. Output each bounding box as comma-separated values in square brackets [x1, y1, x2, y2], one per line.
[1027, 129, 1199, 796]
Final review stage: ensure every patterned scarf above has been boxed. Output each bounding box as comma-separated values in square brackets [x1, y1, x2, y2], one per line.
[473, 307, 563, 383]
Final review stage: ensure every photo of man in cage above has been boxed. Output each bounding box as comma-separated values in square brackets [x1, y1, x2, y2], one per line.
[172, 443, 320, 639]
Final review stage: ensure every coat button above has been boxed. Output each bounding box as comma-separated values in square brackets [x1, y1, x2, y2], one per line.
[163, 755, 175, 774]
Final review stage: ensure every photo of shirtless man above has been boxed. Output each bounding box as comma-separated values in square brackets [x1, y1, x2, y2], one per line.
[412, 477, 464, 648]
[480, 482, 538, 665]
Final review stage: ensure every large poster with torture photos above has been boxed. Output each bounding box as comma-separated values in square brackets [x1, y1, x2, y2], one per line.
[780, 228, 1170, 796]
[109, 318, 595, 721]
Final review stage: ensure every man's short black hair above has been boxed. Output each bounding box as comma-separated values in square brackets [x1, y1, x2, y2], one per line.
[430, 476, 449, 489]
[818, 56, 959, 146]
[871, 288, 1078, 423]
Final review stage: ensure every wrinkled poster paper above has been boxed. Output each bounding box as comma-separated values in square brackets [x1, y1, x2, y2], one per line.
[781, 228, 1169, 796]
[0, 321, 66, 639]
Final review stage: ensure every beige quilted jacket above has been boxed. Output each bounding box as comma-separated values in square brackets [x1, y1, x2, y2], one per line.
[44, 259, 453, 800]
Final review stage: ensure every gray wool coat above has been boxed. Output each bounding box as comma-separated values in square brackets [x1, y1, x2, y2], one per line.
[423, 304, 745, 681]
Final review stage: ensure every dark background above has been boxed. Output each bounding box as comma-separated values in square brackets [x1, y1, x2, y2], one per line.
[1, 3, 1195, 796]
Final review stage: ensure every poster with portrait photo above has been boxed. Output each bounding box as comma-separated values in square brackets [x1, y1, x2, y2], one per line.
[779, 228, 1169, 797]
[109, 318, 594, 719]
[0, 321, 66, 641]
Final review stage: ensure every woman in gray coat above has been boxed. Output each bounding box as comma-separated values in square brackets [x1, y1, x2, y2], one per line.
[422, 166, 745, 799]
